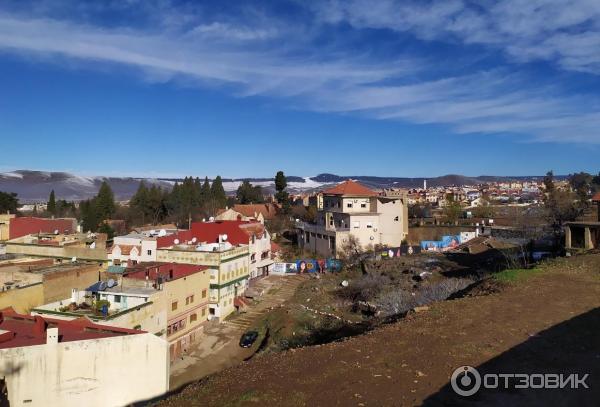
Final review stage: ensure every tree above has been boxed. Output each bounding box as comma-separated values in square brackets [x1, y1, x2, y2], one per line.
[544, 170, 580, 245]
[569, 172, 592, 206]
[543, 170, 555, 194]
[236, 180, 264, 204]
[98, 222, 115, 240]
[0, 191, 18, 213]
[47, 190, 56, 216]
[274, 171, 291, 214]
[95, 181, 116, 220]
[80, 199, 99, 232]
[129, 181, 150, 223]
[210, 176, 227, 210]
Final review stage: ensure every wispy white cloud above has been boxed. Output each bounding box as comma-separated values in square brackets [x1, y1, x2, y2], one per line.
[0, 1, 599, 144]
[312, 0, 600, 74]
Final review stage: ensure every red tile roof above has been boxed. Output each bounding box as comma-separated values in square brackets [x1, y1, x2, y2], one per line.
[124, 262, 208, 281]
[233, 203, 279, 220]
[321, 180, 376, 196]
[9, 217, 77, 240]
[592, 192, 600, 201]
[157, 220, 263, 248]
[0, 307, 142, 349]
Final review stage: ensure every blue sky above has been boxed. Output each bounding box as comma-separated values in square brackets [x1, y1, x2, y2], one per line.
[0, 0, 599, 178]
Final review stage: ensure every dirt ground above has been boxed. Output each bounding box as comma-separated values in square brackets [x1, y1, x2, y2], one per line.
[157, 253, 600, 406]
[169, 274, 305, 390]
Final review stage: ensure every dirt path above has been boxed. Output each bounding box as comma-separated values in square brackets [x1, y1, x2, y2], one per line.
[169, 275, 306, 390]
[159, 254, 600, 406]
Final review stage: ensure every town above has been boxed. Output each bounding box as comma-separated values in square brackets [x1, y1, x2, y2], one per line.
[2, 1, 600, 405]
[0, 169, 598, 405]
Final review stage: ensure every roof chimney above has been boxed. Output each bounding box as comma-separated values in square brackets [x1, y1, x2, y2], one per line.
[46, 327, 59, 344]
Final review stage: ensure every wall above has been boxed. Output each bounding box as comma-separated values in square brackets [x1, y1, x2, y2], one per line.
[6, 243, 108, 262]
[41, 264, 101, 303]
[0, 333, 169, 407]
[0, 283, 43, 313]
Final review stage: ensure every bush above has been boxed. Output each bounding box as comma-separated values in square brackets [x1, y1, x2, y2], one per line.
[340, 273, 391, 302]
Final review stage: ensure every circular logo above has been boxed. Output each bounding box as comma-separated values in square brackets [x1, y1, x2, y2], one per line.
[451, 366, 481, 396]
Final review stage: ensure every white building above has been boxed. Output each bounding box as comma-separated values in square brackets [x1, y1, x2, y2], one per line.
[0, 307, 169, 407]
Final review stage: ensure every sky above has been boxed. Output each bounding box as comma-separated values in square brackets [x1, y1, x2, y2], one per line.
[0, 0, 599, 178]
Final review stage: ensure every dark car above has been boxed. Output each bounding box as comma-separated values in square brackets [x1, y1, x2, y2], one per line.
[239, 330, 259, 348]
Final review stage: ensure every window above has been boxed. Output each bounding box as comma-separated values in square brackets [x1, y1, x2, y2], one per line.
[114, 295, 121, 303]
[347, 202, 353, 208]
[186, 295, 194, 305]
[171, 301, 178, 311]
[394, 216, 399, 221]
[202, 289, 207, 298]
[190, 313, 197, 323]
[353, 221, 360, 229]
[367, 222, 373, 228]
[361, 203, 367, 208]
[202, 307, 206, 316]
[147, 250, 152, 255]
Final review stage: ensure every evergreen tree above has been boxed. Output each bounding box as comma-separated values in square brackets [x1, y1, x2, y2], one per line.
[95, 181, 116, 220]
[211, 176, 227, 209]
[274, 171, 291, 214]
[0, 191, 18, 213]
[130, 181, 150, 223]
[201, 177, 211, 206]
[47, 190, 56, 216]
[98, 222, 115, 240]
[236, 180, 264, 204]
[80, 199, 99, 232]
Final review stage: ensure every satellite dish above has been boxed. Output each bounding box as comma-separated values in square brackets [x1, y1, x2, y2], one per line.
[99, 281, 107, 291]
[90, 242, 96, 249]
[150, 229, 156, 235]
[221, 234, 228, 241]
[107, 278, 116, 288]
[158, 229, 167, 237]
[209, 216, 215, 222]
[71, 257, 77, 263]
[174, 238, 180, 245]
[54, 229, 59, 235]
[192, 237, 197, 243]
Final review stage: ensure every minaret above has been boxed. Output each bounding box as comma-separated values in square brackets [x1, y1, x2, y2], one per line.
[424, 179, 427, 190]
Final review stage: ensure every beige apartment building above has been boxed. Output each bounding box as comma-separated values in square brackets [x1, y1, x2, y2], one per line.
[298, 180, 408, 257]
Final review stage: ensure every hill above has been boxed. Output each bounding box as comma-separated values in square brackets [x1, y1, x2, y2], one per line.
[157, 254, 600, 406]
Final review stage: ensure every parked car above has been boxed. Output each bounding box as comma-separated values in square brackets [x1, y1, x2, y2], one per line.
[239, 330, 259, 348]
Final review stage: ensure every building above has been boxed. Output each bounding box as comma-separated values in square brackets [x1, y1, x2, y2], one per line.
[8, 216, 77, 240]
[216, 207, 262, 223]
[0, 261, 101, 313]
[109, 232, 158, 265]
[122, 262, 210, 360]
[0, 307, 169, 407]
[30, 262, 210, 360]
[0, 213, 15, 241]
[232, 203, 279, 223]
[5, 232, 108, 262]
[156, 232, 249, 320]
[297, 180, 409, 257]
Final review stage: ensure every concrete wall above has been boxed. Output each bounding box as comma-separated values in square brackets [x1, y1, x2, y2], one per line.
[41, 264, 101, 303]
[0, 333, 169, 407]
[0, 283, 44, 313]
[6, 243, 108, 262]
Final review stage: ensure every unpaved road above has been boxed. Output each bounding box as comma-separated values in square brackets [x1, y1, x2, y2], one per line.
[169, 275, 305, 390]
[159, 254, 600, 406]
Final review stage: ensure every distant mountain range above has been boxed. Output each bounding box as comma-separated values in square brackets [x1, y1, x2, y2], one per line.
[0, 170, 566, 202]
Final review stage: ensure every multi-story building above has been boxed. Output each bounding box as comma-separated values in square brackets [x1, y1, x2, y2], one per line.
[156, 232, 249, 320]
[31, 262, 210, 361]
[297, 180, 409, 257]
[0, 307, 169, 407]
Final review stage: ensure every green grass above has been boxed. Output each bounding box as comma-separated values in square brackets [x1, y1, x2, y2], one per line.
[493, 267, 543, 282]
